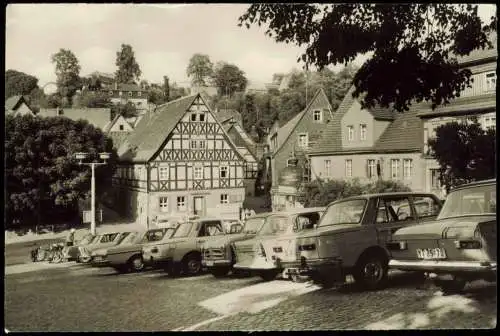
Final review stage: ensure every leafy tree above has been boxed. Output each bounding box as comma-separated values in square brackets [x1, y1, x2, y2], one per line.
[302, 178, 411, 207]
[5, 69, 39, 99]
[239, 4, 497, 112]
[140, 80, 150, 90]
[51, 49, 81, 106]
[212, 62, 248, 97]
[428, 120, 496, 192]
[76, 91, 112, 108]
[148, 84, 167, 106]
[110, 102, 138, 119]
[82, 74, 103, 91]
[169, 83, 188, 101]
[115, 44, 142, 84]
[5, 115, 117, 230]
[272, 73, 285, 85]
[187, 53, 214, 86]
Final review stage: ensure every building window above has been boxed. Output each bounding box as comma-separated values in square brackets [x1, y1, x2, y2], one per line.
[485, 72, 496, 91]
[177, 196, 186, 211]
[190, 140, 197, 149]
[199, 113, 205, 122]
[220, 194, 229, 204]
[159, 167, 169, 180]
[159, 197, 168, 212]
[220, 166, 228, 178]
[345, 159, 352, 177]
[298, 133, 308, 148]
[194, 167, 203, 179]
[128, 91, 133, 97]
[347, 125, 354, 141]
[367, 159, 376, 178]
[191, 113, 197, 122]
[403, 159, 413, 179]
[119, 91, 123, 96]
[360, 124, 367, 141]
[108, 90, 113, 96]
[313, 110, 322, 122]
[391, 159, 400, 179]
[324, 160, 331, 178]
[430, 169, 441, 189]
[119, 125, 124, 131]
[198, 140, 206, 149]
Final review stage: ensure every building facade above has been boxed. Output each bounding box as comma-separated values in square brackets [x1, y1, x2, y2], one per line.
[112, 94, 248, 226]
[107, 83, 148, 113]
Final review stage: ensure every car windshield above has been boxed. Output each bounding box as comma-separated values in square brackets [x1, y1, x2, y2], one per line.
[172, 222, 193, 238]
[259, 216, 289, 235]
[119, 232, 139, 245]
[115, 232, 131, 244]
[438, 184, 496, 220]
[319, 199, 367, 227]
[242, 217, 267, 234]
[79, 234, 95, 245]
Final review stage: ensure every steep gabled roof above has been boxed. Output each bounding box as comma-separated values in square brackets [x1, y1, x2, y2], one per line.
[308, 86, 356, 154]
[272, 88, 333, 157]
[37, 108, 112, 130]
[217, 108, 242, 124]
[374, 109, 423, 152]
[415, 92, 496, 118]
[117, 94, 198, 162]
[5, 95, 29, 111]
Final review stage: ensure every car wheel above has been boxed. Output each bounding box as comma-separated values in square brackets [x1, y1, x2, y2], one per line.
[129, 255, 145, 272]
[436, 278, 467, 295]
[258, 269, 280, 281]
[183, 254, 202, 276]
[51, 252, 64, 264]
[353, 254, 388, 290]
[80, 256, 92, 263]
[210, 267, 231, 278]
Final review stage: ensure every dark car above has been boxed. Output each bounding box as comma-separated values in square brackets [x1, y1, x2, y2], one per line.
[388, 179, 496, 294]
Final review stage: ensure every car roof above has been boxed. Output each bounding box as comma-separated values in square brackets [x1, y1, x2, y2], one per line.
[271, 207, 326, 216]
[451, 178, 496, 191]
[327, 192, 440, 204]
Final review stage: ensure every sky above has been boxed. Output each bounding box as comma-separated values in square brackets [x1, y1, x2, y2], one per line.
[5, 3, 497, 92]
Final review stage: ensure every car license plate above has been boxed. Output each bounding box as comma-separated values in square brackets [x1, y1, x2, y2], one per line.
[205, 260, 214, 266]
[94, 256, 102, 261]
[416, 248, 447, 260]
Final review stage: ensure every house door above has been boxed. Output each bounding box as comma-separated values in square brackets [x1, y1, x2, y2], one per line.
[193, 196, 205, 216]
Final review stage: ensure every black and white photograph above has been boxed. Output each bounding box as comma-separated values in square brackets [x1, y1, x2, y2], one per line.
[4, 3, 497, 331]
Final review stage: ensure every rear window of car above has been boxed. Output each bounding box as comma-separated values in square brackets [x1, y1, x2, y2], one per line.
[319, 199, 367, 227]
[242, 217, 267, 234]
[439, 184, 496, 220]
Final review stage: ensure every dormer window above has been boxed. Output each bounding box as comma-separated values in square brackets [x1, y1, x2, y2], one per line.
[485, 72, 496, 91]
[360, 124, 367, 140]
[313, 110, 322, 122]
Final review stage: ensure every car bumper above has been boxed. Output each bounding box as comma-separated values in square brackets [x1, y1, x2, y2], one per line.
[234, 257, 277, 271]
[202, 259, 232, 268]
[90, 258, 111, 267]
[143, 253, 171, 267]
[280, 257, 343, 278]
[389, 259, 497, 273]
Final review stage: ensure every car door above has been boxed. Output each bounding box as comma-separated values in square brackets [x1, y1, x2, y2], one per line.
[374, 196, 418, 248]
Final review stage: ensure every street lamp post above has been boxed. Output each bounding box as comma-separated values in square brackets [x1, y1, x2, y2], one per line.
[75, 152, 110, 235]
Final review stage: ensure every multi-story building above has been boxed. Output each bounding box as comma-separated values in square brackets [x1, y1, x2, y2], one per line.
[112, 93, 248, 226]
[107, 83, 149, 113]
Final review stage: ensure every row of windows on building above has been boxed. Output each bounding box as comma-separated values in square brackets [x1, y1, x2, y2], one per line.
[109, 90, 145, 97]
[322, 158, 414, 179]
[158, 194, 243, 212]
[347, 124, 368, 141]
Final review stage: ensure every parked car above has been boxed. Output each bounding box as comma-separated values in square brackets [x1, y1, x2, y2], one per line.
[77, 232, 132, 263]
[90, 228, 173, 272]
[388, 179, 496, 294]
[65, 233, 99, 261]
[230, 208, 325, 281]
[200, 218, 259, 278]
[152, 214, 183, 229]
[143, 217, 241, 276]
[277, 192, 443, 289]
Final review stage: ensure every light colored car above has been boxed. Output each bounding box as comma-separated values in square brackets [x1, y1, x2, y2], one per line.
[77, 232, 132, 263]
[143, 217, 239, 276]
[388, 179, 496, 294]
[278, 192, 443, 289]
[231, 208, 325, 281]
[90, 228, 173, 272]
[64, 233, 98, 261]
[200, 219, 256, 277]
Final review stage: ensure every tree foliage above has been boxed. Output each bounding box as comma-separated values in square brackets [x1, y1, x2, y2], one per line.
[115, 44, 142, 84]
[428, 120, 496, 192]
[5, 115, 117, 230]
[111, 102, 138, 119]
[75, 90, 112, 108]
[239, 4, 497, 112]
[212, 62, 248, 97]
[187, 53, 214, 86]
[301, 178, 412, 207]
[51, 49, 81, 105]
[5, 69, 39, 99]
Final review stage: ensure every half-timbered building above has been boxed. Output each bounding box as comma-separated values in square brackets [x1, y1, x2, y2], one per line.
[112, 93, 247, 226]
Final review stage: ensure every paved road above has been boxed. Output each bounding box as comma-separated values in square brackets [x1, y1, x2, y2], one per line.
[5, 264, 496, 332]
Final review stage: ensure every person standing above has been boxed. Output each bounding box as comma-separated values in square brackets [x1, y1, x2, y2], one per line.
[66, 228, 76, 247]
